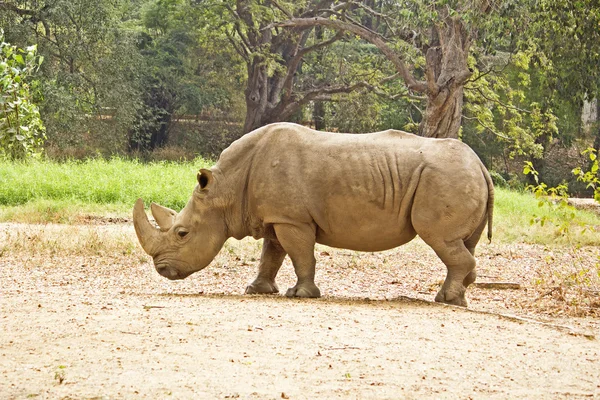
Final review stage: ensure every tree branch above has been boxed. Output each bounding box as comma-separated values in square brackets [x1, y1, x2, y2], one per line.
[315, 8, 383, 40]
[345, 0, 399, 37]
[298, 30, 344, 58]
[270, 0, 293, 20]
[225, 29, 250, 61]
[467, 86, 532, 114]
[274, 17, 427, 93]
[0, 1, 36, 16]
[278, 30, 345, 107]
[463, 115, 511, 141]
[279, 81, 373, 118]
[235, 0, 259, 45]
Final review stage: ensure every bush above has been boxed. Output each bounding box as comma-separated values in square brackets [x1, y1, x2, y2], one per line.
[489, 170, 508, 188]
[0, 30, 46, 159]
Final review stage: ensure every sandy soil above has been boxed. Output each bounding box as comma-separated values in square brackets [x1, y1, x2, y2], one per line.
[1, 223, 599, 399]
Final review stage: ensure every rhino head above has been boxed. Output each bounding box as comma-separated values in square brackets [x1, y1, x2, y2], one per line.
[133, 169, 227, 280]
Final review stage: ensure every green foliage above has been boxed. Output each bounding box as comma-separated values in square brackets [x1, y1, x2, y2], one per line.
[522, 160, 600, 244]
[573, 148, 600, 203]
[527, 0, 600, 100]
[0, 0, 147, 152]
[488, 170, 508, 188]
[463, 50, 560, 160]
[0, 30, 45, 159]
[524, 160, 574, 234]
[128, 0, 243, 150]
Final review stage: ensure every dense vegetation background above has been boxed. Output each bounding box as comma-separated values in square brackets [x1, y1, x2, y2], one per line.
[1, 0, 600, 192]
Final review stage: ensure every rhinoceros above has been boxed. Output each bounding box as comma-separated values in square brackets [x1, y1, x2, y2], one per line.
[133, 122, 494, 306]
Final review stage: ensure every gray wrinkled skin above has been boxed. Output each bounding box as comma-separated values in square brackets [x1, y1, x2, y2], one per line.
[134, 123, 494, 306]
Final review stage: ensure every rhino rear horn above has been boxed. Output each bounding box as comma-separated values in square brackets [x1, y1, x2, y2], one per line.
[151, 203, 177, 231]
[133, 198, 160, 256]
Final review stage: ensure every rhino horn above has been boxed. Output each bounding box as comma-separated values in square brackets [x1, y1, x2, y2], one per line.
[133, 198, 160, 256]
[151, 203, 177, 231]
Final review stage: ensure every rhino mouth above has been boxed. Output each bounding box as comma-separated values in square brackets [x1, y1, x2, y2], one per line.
[154, 263, 193, 280]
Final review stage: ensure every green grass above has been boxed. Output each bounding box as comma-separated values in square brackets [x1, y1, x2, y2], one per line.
[0, 157, 212, 220]
[494, 187, 600, 245]
[1, 158, 600, 245]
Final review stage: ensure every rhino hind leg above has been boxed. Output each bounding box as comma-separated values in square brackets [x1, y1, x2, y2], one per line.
[431, 239, 477, 307]
[461, 215, 488, 289]
[245, 238, 286, 295]
[273, 223, 322, 298]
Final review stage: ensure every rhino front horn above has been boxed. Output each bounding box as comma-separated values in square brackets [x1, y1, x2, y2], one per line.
[133, 198, 160, 256]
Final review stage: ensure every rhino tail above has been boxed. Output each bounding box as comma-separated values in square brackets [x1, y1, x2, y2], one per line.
[482, 165, 495, 242]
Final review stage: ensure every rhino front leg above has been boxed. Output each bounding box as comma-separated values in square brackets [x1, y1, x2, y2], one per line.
[274, 223, 321, 298]
[245, 238, 286, 295]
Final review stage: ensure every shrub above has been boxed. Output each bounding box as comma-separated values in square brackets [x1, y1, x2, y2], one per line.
[0, 30, 46, 159]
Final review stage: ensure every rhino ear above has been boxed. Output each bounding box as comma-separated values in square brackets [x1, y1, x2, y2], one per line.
[150, 203, 177, 231]
[197, 168, 213, 190]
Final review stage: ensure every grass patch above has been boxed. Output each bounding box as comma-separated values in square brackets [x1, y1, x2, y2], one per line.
[0, 157, 212, 213]
[2, 158, 600, 246]
[494, 187, 600, 246]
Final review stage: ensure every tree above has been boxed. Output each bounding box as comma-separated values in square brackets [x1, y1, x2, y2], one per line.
[198, 0, 404, 133]
[0, 30, 46, 159]
[0, 0, 146, 152]
[277, 1, 496, 138]
[279, 0, 577, 160]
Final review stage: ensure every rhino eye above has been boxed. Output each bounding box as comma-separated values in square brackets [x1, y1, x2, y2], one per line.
[177, 230, 189, 238]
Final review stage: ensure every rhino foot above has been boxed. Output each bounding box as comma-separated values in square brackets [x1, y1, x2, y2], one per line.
[285, 283, 321, 298]
[245, 279, 279, 295]
[435, 286, 468, 307]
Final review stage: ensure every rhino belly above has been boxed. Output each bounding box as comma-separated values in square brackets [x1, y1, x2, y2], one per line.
[315, 212, 416, 252]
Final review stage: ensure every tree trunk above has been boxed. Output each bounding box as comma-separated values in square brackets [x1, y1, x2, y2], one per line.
[242, 61, 298, 133]
[419, 18, 471, 139]
[527, 133, 551, 186]
[420, 86, 464, 139]
[593, 99, 600, 154]
[243, 60, 270, 133]
[313, 101, 326, 130]
[241, 26, 309, 134]
[312, 26, 326, 131]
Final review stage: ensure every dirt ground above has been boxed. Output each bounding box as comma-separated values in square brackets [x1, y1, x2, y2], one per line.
[1, 222, 599, 399]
